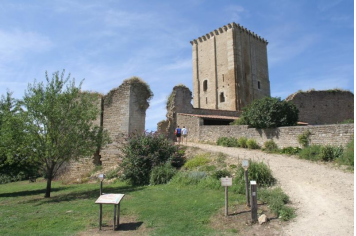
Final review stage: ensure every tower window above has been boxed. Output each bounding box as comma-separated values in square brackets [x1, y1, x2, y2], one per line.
[220, 92, 225, 103]
[206, 97, 208, 104]
[222, 74, 224, 82]
[203, 80, 208, 91]
[258, 81, 261, 90]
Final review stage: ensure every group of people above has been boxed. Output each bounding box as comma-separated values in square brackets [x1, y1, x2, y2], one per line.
[175, 126, 188, 145]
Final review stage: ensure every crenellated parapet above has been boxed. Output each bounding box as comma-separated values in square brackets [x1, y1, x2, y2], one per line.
[190, 22, 268, 45]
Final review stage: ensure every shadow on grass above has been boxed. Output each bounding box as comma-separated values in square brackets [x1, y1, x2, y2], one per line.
[25, 185, 145, 205]
[0, 187, 70, 198]
[118, 222, 143, 231]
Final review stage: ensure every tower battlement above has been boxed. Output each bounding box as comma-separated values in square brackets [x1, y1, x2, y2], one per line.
[190, 22, 268, 45]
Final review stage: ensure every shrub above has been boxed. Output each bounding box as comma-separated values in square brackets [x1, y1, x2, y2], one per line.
[211, 169, 231, 180]
[298, 130, 311, 148]
[337, 139, 354, 166]
[259, 187, 294, 219]
[237, 97, 299, 128]
[280, 147, 302, 155]
[217, 137, 239, 147]
[263, 140, 278, 153]
[298, 145, 322, 161]
[235, 161, 275, 187]
[340, 119, 354, 124]
[320, 145, 338, 162]
[170, 171, 207, 186]
[230, 117, 247, 125]
[229, 164, 237, 169]
[150, 164, 177, 185]
[106, 168, 119, 180]
[246, 139, 259, 149]
[184, 154, 210, 170]
[120, 132, 185, 185]
[238, 137, 248, 148]
[279, 206, 296, 221]
[199, 165, 217, 172]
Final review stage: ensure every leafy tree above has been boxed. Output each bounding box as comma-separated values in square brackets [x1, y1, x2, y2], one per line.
[236, 97, 299, 129]
[0, 92, 41, 183]
[22, 71, 109, 197]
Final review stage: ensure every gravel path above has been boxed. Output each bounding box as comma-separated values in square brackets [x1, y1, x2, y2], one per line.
[185, 143, 354, 236]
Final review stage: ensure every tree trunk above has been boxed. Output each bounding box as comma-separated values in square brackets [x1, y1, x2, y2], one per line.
[45, 174, 52, 198]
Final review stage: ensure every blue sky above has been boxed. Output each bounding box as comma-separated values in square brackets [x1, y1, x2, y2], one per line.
[0, 0, 353, 131]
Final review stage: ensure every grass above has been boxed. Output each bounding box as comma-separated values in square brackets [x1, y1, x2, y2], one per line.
[0, 179, 231, 236]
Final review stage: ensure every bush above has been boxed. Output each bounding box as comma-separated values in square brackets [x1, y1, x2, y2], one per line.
[230, 117, 247, 125]
[340, 119, 354, 124]
[279, 206, 296, 221]
[263, 140, 278, 153]
[211, 169, 231, 180]
[337, 139, 354, 166]
[184, 154, 210, 170]
[170, 171, 208, 186]
[259, 187, 294, 219]
[246, 139, 259, 149]
[238, 137, 248, 148]
[106, 168, 119, 180]
[217, 137, 239, 147]
[280, 147, 301, 155]
[298, 145, 322, 161]
[235, 160, 275, 188]
[199, 165, 217, 172]
[320, 145, 343, 162]
[121, 132, 185, 185]
[298, 130, 311, 148]
[150, 164, 177, 185]
[237, 97, 299, 128]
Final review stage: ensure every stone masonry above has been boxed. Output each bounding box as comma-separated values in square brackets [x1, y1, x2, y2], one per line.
[286, 90, 354, 125]
[191, 22, 270, 111]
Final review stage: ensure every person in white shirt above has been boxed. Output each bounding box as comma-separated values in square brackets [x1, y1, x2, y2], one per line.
[182, 126, 188, 144]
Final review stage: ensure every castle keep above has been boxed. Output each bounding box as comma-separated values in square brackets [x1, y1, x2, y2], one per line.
[191, 22, 270, 111]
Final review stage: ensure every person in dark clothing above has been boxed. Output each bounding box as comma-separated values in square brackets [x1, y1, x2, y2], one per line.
[175, 126, 182, 145]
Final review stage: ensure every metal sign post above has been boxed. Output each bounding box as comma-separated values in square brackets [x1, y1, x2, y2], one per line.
[250, 181, 258, 222]
[98, 174, 105, 230]
[242, 160, 250, 207]
[221, 176, 232, 217]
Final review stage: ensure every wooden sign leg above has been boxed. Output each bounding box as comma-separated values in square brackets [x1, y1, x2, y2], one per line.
[113, 205, 116, 230]
[117, 203, 120, 228]
[225, 186, 228, 216]
[99, 204, 102, 230]
[245, 170, 250, 207]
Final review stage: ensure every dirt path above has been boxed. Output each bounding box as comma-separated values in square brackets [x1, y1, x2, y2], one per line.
[185, 143, 354, 236]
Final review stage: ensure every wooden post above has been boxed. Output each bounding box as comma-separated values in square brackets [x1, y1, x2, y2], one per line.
[99, 204, 102, 230]
[117, 203, 120, 227]
[245, 169, 250, 207]
[113, 205, 117, 230]
[250, 181, 257, 222]
[100, 181, 103, 195]
[225, 186, 228, 216]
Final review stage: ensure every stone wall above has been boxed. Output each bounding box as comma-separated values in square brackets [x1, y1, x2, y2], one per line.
[177, 113, 354, 148]
[286, 90, 354, 125]
[191, 22, 270, 111]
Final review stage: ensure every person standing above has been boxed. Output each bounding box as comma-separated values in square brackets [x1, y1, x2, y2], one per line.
[182, 126, 188, 144]
[175, 126, 182, 145]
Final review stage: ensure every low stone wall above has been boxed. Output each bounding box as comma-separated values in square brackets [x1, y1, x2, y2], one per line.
[178, 112, 354, 147]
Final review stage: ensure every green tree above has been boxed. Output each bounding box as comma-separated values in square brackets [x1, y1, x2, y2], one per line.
[0, 92, 40, 183]
[22, 71, 109, 197]
[236, 97, 299, 129]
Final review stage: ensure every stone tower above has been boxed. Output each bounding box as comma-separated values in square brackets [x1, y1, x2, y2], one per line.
[191, 22, 271, 111]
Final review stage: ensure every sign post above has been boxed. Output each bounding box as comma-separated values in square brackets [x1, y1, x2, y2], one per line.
[250, 181, 258, 222]
[242, 160, 250, 207]
[95, 194, 125, 231]
[98, 174, 105, 230]
[220, 176, 232, 217]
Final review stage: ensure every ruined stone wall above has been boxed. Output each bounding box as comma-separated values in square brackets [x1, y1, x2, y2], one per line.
[286, 90, 354, 125]
[191, 22, 270, 111]
[178, 112, 353, 148]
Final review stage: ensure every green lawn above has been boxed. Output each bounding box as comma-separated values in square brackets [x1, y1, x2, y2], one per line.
[0, 179, 233, 235]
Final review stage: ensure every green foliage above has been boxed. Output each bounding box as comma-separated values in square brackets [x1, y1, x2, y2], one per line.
[337, 139, 354, 166]
[340, 119, 354, 124]
[238, 97, 299, 128]
[298, 130, 311, 148]
[183, 154, 210, 170]
[259, 187, 294, 220]
[279, 206, 296, 221]
[235, 160, 275, 188]
[21, 71, 110, 197]
[280, 147, 302, 155]
[211, 169, 231, 180]
[229, 164, 237, 169]
[106, 168, 119, 180]
[246, 139, 259, 149]
[121, 132, 185, 186]
[150, 164, 177, 185]
[298, 145, 322, 161]
[230, 117, 247, 126]
[263, 140, 278, 153]
[320, 145, 343, 162]
[170, 171, 208, 186]
[216, 137, 239, 147]
[199, 165, 217, 172]
[238, 137, 248, 148]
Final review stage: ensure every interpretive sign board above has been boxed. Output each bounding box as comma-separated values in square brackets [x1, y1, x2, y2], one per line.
[95, 194, 125, 205]
[221, 177, 232, 187]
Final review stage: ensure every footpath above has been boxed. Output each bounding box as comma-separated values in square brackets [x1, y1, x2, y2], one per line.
[185, 142, 354, 236]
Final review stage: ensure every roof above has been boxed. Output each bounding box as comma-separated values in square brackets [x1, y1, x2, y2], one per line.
[178, 113, 239, 120]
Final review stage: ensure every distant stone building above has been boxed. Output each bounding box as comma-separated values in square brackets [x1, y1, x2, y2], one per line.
[191, 22, 270, 111]
[286, 90, 354, 125]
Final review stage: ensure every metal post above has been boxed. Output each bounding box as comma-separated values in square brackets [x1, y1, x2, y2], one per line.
[250, 181, 257, 223]
[100, 181, 103, 195]
[245, 169, 250, 207]
[113, 205, 116, 230]
[225, 186, 228, 216]
[117, 203, 120, 227]
[99, 204, 102, 230]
